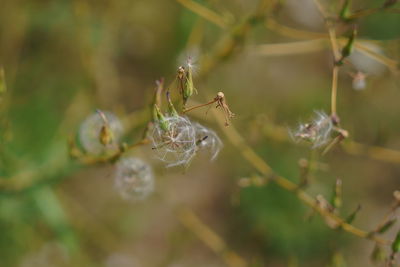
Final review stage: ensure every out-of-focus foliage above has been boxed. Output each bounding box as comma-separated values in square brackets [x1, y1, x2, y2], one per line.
[0, 0, 399, 266]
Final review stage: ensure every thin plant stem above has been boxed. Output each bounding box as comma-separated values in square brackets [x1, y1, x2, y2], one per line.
[312, 0, 342, 117]
[187, 99, 400, 165]
[175, 0, 228, 29]
[178, 207, 247, 267]
[265, 18, 328, 40]
[210, 104, 391, 246]
[183, 99, 218, 113]
[346, 7, 400, 20]
[331, 66, 339, 116]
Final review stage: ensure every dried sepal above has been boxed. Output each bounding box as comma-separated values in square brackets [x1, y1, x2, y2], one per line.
[215, 92, 235, 126]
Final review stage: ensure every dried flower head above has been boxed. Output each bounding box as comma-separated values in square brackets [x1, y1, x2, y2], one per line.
[151, 115, 197, 167]
[215, 92, 235, 126]
[114, 157, 154, 201]
[291, 111, 333, 148]
[193, 122, 223, 161]
[79, 110, 124, 155]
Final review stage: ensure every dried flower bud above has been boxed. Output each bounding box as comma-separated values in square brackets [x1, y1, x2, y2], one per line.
[79, 110, 124, 155]
[193, 122, 223, 161]
[114, 157, 154, 201]
[215, 92, 235, 126]
[291, 111, 333, 148]
[151, 115, 197, 167]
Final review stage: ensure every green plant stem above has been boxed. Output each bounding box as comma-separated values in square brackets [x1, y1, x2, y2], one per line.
[211, 105, 391, 246]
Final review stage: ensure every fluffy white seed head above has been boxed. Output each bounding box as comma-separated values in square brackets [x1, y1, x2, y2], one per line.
[193, 122, 223, 161]
[352, 71, 367, 90]
[151, 116, 197, 167]
[291, 111, 333, 148]
[114, 157, 154, 201]
[79, 111, 124, 155]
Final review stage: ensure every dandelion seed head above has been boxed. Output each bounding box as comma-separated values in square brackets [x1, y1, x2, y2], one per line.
[193, 122, 223, 161]
[151, 116, 197, 167]
[292, 111, 333, 148]
[79, 111, 123, 155]
[114, 157, 154, 201]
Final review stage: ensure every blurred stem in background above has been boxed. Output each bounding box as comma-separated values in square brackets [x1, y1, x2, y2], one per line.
[0, 0, 399, 265]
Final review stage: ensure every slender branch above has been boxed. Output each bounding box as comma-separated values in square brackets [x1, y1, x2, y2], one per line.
[187, 99, 400, 166]
[331, 66, 339, 116]
[210, 105, 391, 246]
[175, 0, 228, 29]
[183, 98, 217, 113]
[265, 16, 399, 73]
[178, 208, 247, 267]
[255, 39, 329, 56]
[72, 139, 150, 165]
[265, 18, 328, 40]
[346, 7, 400, 20]
[346, 7, 380, 20]
[352, 41, 399, 73]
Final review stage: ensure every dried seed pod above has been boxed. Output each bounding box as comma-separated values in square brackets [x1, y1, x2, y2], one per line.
[114, 157, 154, 201]
[79, 111, 124, 155]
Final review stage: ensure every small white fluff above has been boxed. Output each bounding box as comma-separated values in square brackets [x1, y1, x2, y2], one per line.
[79, 111, 123, 155]
[193, 122, 223, 161]
[114, 157, 154, 201]
[291, 111, 333, 148]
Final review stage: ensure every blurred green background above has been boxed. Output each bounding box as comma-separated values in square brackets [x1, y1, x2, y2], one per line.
[0, 0, 399, 266]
